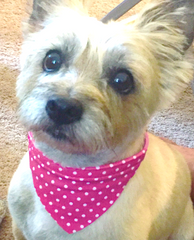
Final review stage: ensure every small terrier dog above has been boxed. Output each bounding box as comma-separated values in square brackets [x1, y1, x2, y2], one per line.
[8, 0, 194, 239]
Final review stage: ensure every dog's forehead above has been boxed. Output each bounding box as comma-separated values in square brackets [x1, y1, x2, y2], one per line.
[34, 9, 128, 55]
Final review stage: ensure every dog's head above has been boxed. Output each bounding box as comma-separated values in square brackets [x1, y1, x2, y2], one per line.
[17, 0, 194, 159]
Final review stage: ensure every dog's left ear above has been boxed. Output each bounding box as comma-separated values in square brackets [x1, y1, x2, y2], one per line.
[132, 0, 194, 106]
[135, 0, 194, 50]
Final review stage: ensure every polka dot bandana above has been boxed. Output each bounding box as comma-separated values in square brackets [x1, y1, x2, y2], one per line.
[29, 132, 148, 234]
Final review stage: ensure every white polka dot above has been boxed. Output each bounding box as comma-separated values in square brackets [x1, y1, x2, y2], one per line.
[110, 200, 114, 204]
[127, 164, 131, 167]
[108, 175, 112, 179]
[71, 191, 75, 194]
[59, 168, 63, 171]
[49, 202, 53, 205]
[116, 193, 120, 197]
[59, 177, 62, 180]
[65, 175, 69, 179]
[91, 198, 95, 201]
[93, 187, 97, 190]
[67, 223, 71, 226]
[51, 180, 55, 184]
[64, 184, 68, 188]
[113, 178, 116, 181]
[69, 202, 73, 206]
[56, 199, 60, 202]
[62, 206, 66, 209]
[63, 195, 67, 199]
[34, 156, 37, 160]
[41, 163, 44, 167]
[120, 171, 124, 175]
[106, 185, 110, 188]
[85, 192, 89, 196]
[103, 207, 106, 211]
[57, 188, 61, 191]
[100, 181, 104, 184]
[50, 191, 54, 195]
[115, 168, 119, 172]
[104, 196, 108, 199]
[73, 230, 76, 233]
[138, 159, 141, 162]
[52, 170, 55, 174]
[131, 167, 135, 170]
[142, 150, 146, 154]
[44, 194, 47, 197]
[80, 225, 84, 229]
[32, 167, 35, 171]
[88, 220, 92, 223]
[36, 176, 39, 180]
[98, 191, 102, 195]
[81, 167, 85, 170]
[80, 178, 84, 181]
[82, 214, 86, 218]
[78, 187, 82, 190]
[40, 174, 44, 178]
[47, 171, 50, 175]
[122, 160, 126, 164]
[77, 197, 81, 201]
[73, 171, 77, 175]
[54, 209, 58, 213]
[38, 155, 40, 158]
[97, 202, 101, 206]
[95, 214, 99, 218]
[38, 165, 40, 169]
[133, 156, 137, 159]
[94, 178, 99, 181]
[39, 185, 42, 189]
[111, 189, 115, 192]
[74, 218, 78, 222]
[88, 172, 92, 176]
[61, 216, 65, 219]
[68, 213, 72, 216]
[47, 162, 50, 165]
[102, 171, 106, 175]
[72, 181, 76, 184]
[109, 164, 114, 167]
[75, 209, 80, 212]
[96, 166, 100, 170]
[86, 182, 90, 185]
[83, 203, 87, 207]
[31, 158, 33, 161]
[124, 174, 128, 178]
[89, 209, 93, 212]
[118, 182, 122, 185]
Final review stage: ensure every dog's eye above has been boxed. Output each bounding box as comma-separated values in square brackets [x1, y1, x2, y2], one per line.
[43, 51, 62, 72]
[109, 70, 134, 95]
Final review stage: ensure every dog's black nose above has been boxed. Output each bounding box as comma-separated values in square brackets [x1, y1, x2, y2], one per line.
[46, 98, 83, 125]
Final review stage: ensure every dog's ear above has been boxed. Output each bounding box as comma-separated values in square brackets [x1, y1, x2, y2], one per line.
[25, 0, 90, 33]
[132, 0, 194, 107]
[135, 0, 194, 50]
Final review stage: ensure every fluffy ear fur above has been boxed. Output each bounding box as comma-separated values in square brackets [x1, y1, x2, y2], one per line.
[131, 0, 194, 107]
[26, 0, 90, 33]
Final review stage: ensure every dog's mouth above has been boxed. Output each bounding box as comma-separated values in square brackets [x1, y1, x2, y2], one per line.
[44, 126, 70, 142]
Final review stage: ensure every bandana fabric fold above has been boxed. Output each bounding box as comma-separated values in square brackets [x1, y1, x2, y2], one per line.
[29, 132, 148, 234]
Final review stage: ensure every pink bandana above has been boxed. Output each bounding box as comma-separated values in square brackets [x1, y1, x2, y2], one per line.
[29, 132, 148, 234]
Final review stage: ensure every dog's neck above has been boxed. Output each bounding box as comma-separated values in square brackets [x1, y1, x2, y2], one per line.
[32, 131, 146, 168]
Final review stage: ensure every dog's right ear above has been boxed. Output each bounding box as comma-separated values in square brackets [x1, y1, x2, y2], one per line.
[25, 0, 90, 34]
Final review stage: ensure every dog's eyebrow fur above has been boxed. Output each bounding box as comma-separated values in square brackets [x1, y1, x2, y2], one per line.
[102, 46, 132, 79]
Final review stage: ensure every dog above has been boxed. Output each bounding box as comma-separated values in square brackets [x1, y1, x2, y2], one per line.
[8, 0, 194, 239]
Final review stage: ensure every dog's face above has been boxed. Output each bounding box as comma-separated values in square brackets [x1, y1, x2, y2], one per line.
[17, 0, 194, 156]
